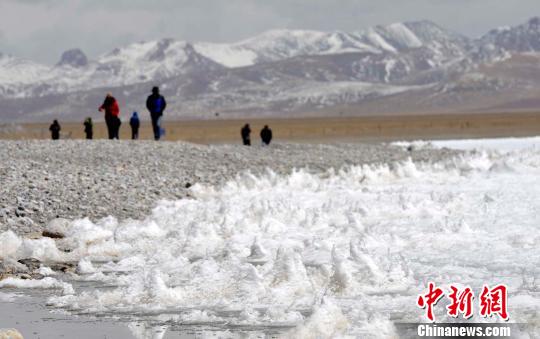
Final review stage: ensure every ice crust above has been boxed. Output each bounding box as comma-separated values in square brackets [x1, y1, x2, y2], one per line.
[1, 148, 540, 337]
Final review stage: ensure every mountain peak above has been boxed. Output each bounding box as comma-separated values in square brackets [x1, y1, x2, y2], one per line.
[146, 38, 177, 62]
[57, 48, 88, 68]
[480, 16, 540, 52]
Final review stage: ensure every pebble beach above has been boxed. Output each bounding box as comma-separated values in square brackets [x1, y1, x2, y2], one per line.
[0, 140, 458, 235]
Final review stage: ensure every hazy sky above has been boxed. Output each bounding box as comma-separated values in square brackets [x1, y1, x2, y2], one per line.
[0, 0, 538, 64]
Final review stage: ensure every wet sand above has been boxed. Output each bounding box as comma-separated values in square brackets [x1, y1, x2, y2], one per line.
[1, 112, 540, 143]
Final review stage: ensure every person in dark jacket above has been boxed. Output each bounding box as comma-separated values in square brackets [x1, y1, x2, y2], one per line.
[241, 123, 251, 146]
[49, 120, 61, 140]
[146, 86, 167, 140]
[260, 125, 273, 146]
[98, 93, 121, 139]
[130, 112, 140, 140]
[83, 117, 93, 140]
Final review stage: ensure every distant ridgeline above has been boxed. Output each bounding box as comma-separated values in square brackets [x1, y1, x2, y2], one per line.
[2, 17, 540, 122]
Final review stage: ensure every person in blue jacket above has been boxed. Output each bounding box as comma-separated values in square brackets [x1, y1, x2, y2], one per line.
[129, 112, 140, 140]
[146, 87, 167, 140]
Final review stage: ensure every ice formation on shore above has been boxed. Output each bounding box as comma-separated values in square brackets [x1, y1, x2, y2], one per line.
[1, 146, 540, 337]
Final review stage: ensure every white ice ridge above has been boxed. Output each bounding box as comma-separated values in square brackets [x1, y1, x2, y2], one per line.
[1, 149, 540, 337]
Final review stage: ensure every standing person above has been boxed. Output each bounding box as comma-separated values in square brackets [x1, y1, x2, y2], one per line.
[130, 112, 140, 140]
[49, 120, 61, 140]
[98, 93, 121, 139]
[260, 125, 273, 146]
[241, 123, 251, 146]
[83, 117, 93, 140]
[146, 86, 167, 141]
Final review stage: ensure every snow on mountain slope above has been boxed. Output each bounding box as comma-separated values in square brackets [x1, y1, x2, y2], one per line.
[0, 53, 50, 84]
[0, 20, 467, 98]
[480, 17, 540, 52]
[363, 28, 398, 53]
[192, 21, 468, 71]
[2, 17, 540, 119]
[194, 29, 381, 67]
[85, 39, 223, 88]
[96, 39, 195, 82]
[0, 40, 224, 98]
[403, 21, 470, 66]
[384, 23, 424, 48]
[322, 31, 379, 55]
[199, 21, 468, 67]
[0, 54, 55, 98]
[193, 43, 258, 68]
[236, 29, 332, 60]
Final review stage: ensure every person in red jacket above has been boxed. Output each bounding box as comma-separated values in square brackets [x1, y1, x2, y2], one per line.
[99, 93, 121, 139]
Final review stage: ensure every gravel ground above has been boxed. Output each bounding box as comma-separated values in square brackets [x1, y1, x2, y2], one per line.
[0, 140, 460, 235]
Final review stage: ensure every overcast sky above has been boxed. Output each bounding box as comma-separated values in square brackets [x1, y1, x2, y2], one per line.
[0, 0, 538, 64]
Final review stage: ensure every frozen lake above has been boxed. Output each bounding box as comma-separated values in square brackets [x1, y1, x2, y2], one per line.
[1, 138, 539, 338]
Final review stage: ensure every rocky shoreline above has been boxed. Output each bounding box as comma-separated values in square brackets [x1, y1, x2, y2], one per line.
[0, 139, 471, 337]
[0, 140, 459, 236]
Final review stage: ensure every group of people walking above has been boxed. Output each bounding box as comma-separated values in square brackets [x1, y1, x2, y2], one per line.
[51, 87, 166, 141]
[92, 86, 166, 140]
[241, 124, 273, 146]
[50, 86, 274, 145]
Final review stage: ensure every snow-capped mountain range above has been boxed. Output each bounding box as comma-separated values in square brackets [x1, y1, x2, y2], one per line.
[2, 17, 540, 121]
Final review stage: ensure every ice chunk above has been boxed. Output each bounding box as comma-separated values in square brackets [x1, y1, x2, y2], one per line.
[0, 277, 73, 295]
[0, 231, 22, 259]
